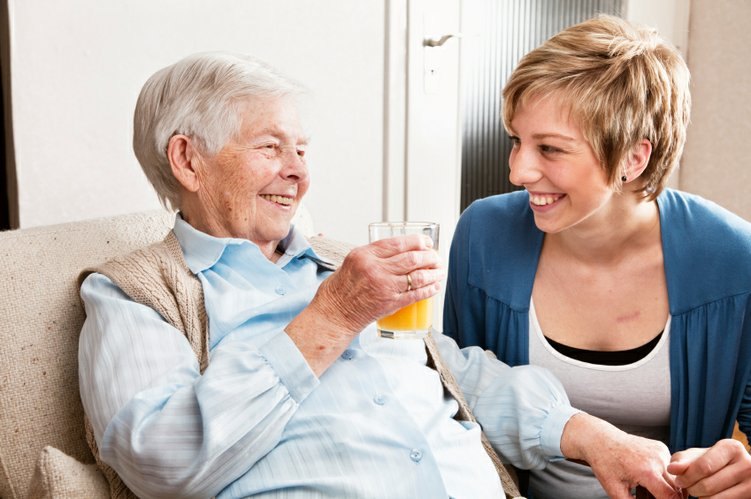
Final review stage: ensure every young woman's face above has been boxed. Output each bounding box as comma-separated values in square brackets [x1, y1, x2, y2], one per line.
[507, 94, 616, 234]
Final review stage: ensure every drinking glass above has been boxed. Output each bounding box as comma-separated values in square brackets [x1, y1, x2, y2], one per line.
[368, 221, 439, 339]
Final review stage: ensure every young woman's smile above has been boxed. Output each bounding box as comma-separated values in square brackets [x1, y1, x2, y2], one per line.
[508, 94, 614, 234]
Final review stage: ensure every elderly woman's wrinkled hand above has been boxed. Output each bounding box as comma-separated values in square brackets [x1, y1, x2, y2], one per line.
[561, 413, 684, 499]
[315, 234, 445, 334]
[285, 233, 444, 375]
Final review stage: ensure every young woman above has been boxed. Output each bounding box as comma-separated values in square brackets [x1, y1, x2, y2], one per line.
[444, 14, 751, 499]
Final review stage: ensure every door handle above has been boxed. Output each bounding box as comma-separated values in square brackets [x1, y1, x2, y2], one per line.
[423, 33, 462, 47]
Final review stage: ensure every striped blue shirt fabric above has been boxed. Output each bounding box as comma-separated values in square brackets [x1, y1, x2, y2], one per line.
[78, 215, 577, 498]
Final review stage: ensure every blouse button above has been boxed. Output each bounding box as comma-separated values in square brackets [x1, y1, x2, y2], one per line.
[409, 449, 423, 462]
[373, 394, 386, 405]
[275, 287, 286, 296]
[341, 350, 354, 360]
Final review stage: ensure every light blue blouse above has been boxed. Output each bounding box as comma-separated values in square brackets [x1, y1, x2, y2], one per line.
[79, 214, 578, 499]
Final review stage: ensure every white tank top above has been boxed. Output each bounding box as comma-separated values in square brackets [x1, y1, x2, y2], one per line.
[528, 299, 671, 499]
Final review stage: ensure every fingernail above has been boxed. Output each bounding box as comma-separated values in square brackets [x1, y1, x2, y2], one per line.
[424, 236, 434, 248]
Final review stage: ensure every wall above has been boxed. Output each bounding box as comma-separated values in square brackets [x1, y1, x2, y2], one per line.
[3, 0, 386, 243]
[680, 0, 751, 220]
[5, 0, 751, 241]
[626, 0, 690, 55]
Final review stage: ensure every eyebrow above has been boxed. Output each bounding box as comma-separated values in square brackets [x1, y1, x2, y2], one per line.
[530, 133, 577, 142]
[253, 127, 311, 144]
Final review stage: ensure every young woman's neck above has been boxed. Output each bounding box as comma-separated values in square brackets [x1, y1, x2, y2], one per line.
[546, 195, 660, 266]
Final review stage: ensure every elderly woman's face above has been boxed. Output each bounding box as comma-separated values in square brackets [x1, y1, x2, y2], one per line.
[194, 96, 310, 251]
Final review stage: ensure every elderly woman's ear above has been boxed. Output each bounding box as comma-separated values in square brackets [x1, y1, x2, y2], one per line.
[168, 134, 202, 193]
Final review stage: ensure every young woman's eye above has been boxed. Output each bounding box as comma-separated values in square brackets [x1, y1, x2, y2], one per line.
[508, 135, 521, 147]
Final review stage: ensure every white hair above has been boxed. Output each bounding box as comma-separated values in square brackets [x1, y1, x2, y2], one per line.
[133, 52, 304, 210]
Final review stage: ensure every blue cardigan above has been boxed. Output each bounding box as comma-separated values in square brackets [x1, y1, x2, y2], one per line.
[444, 189, 751, 452]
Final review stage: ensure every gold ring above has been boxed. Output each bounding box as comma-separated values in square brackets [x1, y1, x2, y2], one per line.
[406, 273, 413, 292]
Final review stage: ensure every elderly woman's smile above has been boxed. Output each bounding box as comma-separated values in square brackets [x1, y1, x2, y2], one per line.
[260, 194, 295, 206]
[173, 94, 310, 257]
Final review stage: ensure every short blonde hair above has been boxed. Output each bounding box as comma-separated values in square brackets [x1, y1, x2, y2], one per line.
[502, 15, 691, 199]
[133, 52, 303, 210]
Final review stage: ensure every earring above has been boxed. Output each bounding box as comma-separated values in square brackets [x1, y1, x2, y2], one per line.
[621, 175, 628, 182]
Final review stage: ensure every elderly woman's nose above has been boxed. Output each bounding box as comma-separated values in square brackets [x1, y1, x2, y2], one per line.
[280, 147, 308, 178]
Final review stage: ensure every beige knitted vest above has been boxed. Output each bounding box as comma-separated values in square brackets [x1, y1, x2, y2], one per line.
[79, 231, 522, 499]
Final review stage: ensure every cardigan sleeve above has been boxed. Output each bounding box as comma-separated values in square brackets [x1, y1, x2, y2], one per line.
[443, 193, 541, 365]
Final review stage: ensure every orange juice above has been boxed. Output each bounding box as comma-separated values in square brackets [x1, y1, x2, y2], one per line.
[368, 221, 439, 339]
[376, 297, 433, 338]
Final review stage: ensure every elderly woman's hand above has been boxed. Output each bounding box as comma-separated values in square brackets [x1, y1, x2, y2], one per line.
[561, 413, 684, 499]
[315, 234, 444, 333]
[285, 234, 444, 376]
[668, 439, 751, 498]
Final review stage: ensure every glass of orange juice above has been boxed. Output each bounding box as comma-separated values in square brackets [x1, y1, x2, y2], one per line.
[368, 221, 439, 339]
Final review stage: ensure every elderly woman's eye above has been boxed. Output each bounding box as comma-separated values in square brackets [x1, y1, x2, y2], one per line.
[254, 143, 280, 157]
[540, 144, 562, 154]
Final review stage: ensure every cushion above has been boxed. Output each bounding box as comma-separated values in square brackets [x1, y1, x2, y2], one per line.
[26, 446, 108, 499]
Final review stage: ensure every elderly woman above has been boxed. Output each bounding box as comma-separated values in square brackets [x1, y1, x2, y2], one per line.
[78, 52, 682, 499]
[444, 15, 751, 499]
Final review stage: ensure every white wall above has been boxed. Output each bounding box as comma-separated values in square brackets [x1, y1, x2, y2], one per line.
[6, 0, 386, 244]
[11, 0, 744, 247]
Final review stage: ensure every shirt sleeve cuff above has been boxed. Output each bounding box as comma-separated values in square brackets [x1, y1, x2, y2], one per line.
[259, 332, 319, 403]
[540, 405, 582, 459]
